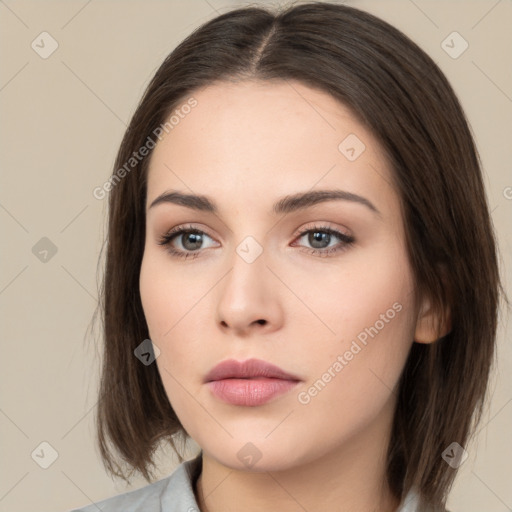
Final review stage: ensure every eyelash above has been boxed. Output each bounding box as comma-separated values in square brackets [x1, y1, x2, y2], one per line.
[157, 223, 355, 260]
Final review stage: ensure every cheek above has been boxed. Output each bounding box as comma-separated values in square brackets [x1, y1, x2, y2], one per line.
[139, 253, 169, 340]
[139, 249, 213, 371]
[139, 252, 200, 412]
[140, 249, 199, 339]
[292, 238, 415, 348]
[287, 260, 415, 458]
[292, 240, 416, 398]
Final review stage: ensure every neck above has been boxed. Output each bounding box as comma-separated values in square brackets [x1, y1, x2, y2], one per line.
[194, 400, 400, 512]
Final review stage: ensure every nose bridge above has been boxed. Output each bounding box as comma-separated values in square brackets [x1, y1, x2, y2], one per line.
[223, 233, 269, 299]
[214, 231, 282, 331]
[235, 233, 266, 267]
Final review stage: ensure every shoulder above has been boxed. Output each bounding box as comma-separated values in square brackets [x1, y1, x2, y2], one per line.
[69, 475, 171, 512]
[68, 452, 203, 512]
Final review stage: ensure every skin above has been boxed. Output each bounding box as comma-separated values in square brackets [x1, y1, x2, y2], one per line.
[139, 80, 443, 512]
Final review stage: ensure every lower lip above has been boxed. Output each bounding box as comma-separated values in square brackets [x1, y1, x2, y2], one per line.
[207, 378, 299, 406]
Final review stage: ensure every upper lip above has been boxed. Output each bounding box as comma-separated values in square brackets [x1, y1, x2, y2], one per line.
[204, 358, 301, 383]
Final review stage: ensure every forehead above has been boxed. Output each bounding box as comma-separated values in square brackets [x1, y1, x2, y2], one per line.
[146, 79, 396, 214]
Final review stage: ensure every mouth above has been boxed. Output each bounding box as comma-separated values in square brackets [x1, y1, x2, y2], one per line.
[204, 358, 301, 407]
[206, 377, 300, 406]
[204, 357, 301, 383]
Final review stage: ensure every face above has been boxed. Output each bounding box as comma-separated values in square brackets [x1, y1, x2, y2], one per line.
[139, 80, 419, 472]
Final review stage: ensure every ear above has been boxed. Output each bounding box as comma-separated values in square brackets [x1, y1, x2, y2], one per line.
[414, 294, 452, 344]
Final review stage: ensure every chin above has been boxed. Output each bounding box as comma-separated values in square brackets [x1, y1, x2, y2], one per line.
[198, 434, 313, 473]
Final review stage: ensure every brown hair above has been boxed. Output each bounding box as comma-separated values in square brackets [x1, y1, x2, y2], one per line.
[93, 2, 506, 509]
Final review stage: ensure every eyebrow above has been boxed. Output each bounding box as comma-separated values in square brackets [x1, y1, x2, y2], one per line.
[148, 189, 380, 216]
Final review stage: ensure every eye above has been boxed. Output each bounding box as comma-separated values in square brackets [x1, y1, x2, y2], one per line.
[157, 223, 355, 260]
[292, 224, 355, 257]
[157, 224, 217, 260]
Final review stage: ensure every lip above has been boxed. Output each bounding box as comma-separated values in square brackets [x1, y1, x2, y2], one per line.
[205, 358, 302, 407]
[204, 358, 301, 382]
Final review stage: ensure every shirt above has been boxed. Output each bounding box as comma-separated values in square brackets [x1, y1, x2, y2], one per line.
[69, 451, 437, 512]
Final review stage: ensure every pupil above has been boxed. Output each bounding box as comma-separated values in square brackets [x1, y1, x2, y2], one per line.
[310, 231, 329, 249]
[183, 232, 202, 250]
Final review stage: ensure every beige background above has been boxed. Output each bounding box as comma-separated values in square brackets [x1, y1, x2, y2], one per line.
[1, 1, 511, 511]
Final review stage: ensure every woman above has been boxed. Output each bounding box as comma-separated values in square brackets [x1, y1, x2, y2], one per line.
[71, 2, 504, 511]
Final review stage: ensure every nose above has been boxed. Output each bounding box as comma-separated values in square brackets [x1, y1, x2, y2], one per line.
[215, 243, 284, 336]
